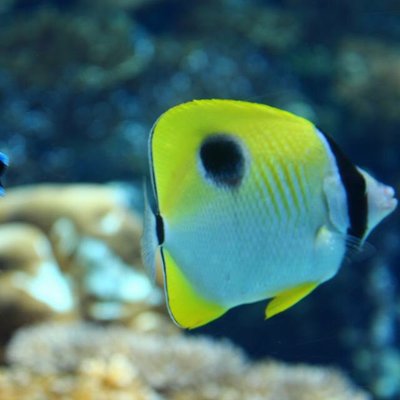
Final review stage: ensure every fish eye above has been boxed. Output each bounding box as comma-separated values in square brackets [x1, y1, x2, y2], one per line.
[199, 134, 245, 188]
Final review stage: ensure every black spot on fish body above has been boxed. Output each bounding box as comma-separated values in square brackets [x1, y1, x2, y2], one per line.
[199, 134, 245, 188]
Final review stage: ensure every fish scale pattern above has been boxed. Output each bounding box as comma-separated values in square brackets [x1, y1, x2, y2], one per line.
[165, 126, 330, 306]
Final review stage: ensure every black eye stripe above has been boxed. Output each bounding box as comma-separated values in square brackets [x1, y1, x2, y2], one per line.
[199, 134, 245, 188]
[156, 213, 164, 245]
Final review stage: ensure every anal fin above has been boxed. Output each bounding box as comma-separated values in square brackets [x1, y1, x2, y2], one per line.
[162, 249, 227, 329]
[265, 282, 319, 319]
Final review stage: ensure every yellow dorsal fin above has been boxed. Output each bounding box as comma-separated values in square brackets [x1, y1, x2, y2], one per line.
[265, 282, 319, 319]
[162, 249, 227, 329]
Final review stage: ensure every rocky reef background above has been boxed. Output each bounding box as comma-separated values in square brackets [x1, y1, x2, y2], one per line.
[0, 0, 399, 399]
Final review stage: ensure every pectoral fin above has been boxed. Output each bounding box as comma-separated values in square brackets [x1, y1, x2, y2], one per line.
[265, 282, 319, 319]
[162, 249, 227, 329]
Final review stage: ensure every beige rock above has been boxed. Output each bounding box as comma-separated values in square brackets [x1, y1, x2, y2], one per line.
[0, 224, 75, 360]
[0, 184, 143, 268]
[0, 184, 166, 325]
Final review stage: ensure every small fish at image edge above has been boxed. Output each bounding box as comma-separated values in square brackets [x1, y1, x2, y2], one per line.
[141, 99, 398, 329]
[0, 153, 8, 196]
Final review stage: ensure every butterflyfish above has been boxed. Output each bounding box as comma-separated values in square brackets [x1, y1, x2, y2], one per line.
[0, 153, 8, 196]
[142, 99, 397, 329]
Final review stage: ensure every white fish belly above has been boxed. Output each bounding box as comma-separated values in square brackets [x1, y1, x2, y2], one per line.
[165, 185, 341, 307]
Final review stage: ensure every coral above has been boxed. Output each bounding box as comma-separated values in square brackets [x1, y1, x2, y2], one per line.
[0, 223, 75, 360]
[0, 7, 153, 89]
[191, 2, 302, 55]
[5, 322, 244, 385]
[0, 184, 143, 268]
[0, 363, 158, 400]
[2, 322, 371, 400]
[0, 183, 165, 323]
[172, 363, 371, 400]
[0, 222, 52, 273]
[335, 38, 400, 122]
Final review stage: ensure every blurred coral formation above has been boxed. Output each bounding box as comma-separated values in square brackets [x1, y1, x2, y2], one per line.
[0, 322, 370, 400]
[335, 38, 400, 122]
[0, 7, 152, 89]
[0, 0, 399, 399]
[0, 184, 168, 353]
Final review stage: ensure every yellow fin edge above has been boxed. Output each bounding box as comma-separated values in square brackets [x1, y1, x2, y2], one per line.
[265, 282, 319, 319]
[162, 249, 227, 329]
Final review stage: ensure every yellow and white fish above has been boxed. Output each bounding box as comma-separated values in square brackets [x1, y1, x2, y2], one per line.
[142, 99, 397, 329]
